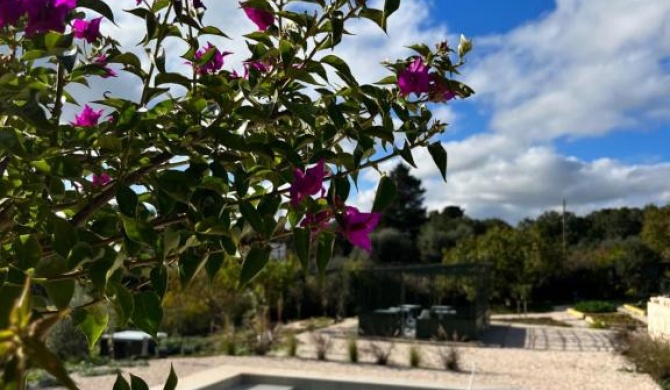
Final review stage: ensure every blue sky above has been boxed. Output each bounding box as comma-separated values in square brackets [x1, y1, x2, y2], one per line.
[93, 0, 670, 222]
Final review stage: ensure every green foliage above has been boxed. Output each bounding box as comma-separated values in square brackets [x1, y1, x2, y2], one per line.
[437, 345, 461, 371]
[408, 344, 421, 368]
[310, 333, 331, 361]
[369, 341, 393, 365]
[573, 301, 617, 313]
[44, 318, 88, 362]
[615, 331, 670, 387]
[370, 228, 415, 264]
[0, 0, 475, 385]
[285, 332, 299, 357]
[347, 337, 358, 363]
[379, 164, 427, 240]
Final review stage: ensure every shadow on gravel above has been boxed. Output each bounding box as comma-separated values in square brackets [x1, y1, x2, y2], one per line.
[480, 325, 528, 348]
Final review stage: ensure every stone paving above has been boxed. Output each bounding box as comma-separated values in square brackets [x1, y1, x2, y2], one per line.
[480, 324, 615, 351]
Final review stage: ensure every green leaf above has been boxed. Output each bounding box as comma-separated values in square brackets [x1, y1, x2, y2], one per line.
[155, 73, 192, 89]
[23, 337, 78, 390]
[131, 292, 163, 337]
[382, 0, 401, 31]
[78, 0, 115, 23]
[151, 266, 168, 298]
[130, 375, 149, 390]
[116, 185, 138, 217]
[359, 8, 383, 30]
[195, 217, 230, 236]
[200, 26, 229, 37]
[111, 282, 134, 327]
[372, 175, 398, 213]
[293, 227, 310, 271]
[113, 374, 131, 390]
[397, 142, 416, 168]
[179, 250, 207, 288]
[163, 364, 178, 390]
[121, 216, 156, 244]
[72, 302, 109, 350]
[239, 202, 266, 237]
[316, 231, 335, 278]
[205, 253, 225, 281]
[239, 243, 271, 288]
[14, 234, 41, 270]
[321, 54, 356, 85]
[162, 228, 181, 259]
[44, 281, 74, 310]
[52, 218, 78, 258]
[427, 142, 448, 181]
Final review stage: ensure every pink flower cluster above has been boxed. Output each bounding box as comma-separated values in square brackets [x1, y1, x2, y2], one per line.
[192, 42, 231, 75]
[241, 2, 274, 31]
[397, 57, 458, 102]
[72, 17, 102, 43]
[290, 161, 381, 253]
[0, 0, 77, 35]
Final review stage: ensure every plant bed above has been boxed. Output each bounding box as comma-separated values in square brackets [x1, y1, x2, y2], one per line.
[573, 301, 617, 313]
[495, 317, 572, 328]
[588, 313, 645, 330]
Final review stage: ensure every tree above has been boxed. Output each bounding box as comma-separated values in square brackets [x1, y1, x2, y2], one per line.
[380, 164, 427, 240]
[642, 204, 670, 259]
[418, 206, 475, 262]
[0, 0, 474, 387]
[370, 227, 415, 264]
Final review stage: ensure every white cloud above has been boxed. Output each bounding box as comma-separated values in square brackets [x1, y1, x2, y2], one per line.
[72, 0, 670, 223]
[467, 0, 670, 141]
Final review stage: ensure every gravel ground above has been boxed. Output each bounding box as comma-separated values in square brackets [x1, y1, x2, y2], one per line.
[64, 336, 657, 390]
[53, 313, 658, 390]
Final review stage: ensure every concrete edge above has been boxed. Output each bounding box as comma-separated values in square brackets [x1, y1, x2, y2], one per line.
[566, 308, 585, 320]
[622, 304, 646, 317]
[149, 362, 514, 390]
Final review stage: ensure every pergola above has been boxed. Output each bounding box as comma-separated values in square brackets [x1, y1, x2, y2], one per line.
[354, 263, 491, 341]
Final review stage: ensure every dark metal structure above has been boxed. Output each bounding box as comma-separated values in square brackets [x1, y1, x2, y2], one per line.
[355, 263, 491, 341]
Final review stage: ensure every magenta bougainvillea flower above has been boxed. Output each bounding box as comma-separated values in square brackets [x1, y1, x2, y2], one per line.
[0, 0, 24, 28]
[91, 172, 111, 188]
[397, 57, 430, 97]
[300, 210, 332, 233]
[290, 160, 326, 207]
[340, 206, 381, 253]
[241, 3, 274, 31]
[93, 55, 117, 78]
[429, 74, 457, 102]
[71, 105, 103, 127]
[72, 17, 102, 43]
[193, 43, 230, 75]
[25, 0, 76, 35]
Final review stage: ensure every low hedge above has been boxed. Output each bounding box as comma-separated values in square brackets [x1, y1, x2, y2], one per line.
[573, 301, 617, 313]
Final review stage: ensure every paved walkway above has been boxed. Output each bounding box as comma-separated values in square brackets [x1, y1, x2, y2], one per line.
[320, 311, 617, 352]
[480, 324, 615, 351]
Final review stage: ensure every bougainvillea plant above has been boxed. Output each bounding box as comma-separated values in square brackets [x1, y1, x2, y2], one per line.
[0, 0, 473, 387]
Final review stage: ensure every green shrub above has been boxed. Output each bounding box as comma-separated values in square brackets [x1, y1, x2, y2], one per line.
[45, 318, 88, 362]
[347, 338, 358, 363]
[437, 345, 460, 371]
[369, 341, 393, 366]
[615, 330, 670, 387]
[409, 345, 421, 368]
[222, 333, 238, 356]
[285, 333, 298, 357]
[310, 333, 332, 361]
[574, 301, 617, 313]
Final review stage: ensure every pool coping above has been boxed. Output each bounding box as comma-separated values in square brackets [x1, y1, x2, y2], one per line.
[150, 363, 513, 390]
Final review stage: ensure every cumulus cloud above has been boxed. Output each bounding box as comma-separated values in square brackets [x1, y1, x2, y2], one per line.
[467, 0, 670, 141]
[70, 0, 670, 223]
